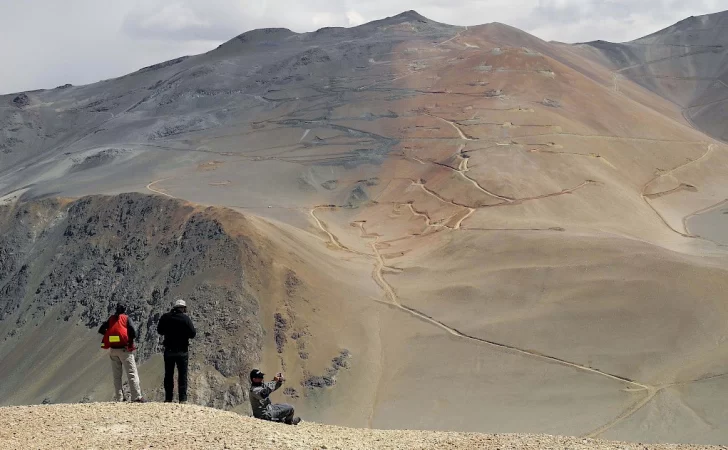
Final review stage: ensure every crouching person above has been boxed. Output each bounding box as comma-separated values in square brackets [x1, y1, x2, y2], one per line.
[249, 369, 301, 425]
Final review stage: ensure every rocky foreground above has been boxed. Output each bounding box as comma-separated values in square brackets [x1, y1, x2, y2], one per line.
[0, 403, 723, 450]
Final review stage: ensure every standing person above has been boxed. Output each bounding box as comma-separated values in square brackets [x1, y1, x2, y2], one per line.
[157, 299, 196, 404]
[249, 369, 301, 425]
[98, 303, 145, 402]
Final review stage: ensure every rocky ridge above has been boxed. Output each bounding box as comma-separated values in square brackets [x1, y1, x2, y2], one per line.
[0, 193, 267, 408]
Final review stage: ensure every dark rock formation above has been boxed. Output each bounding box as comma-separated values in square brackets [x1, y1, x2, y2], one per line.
[0, 193, 265, 409]
[274, 312, 289, 353]
[302, 349, 351, 393]
[12, 93, 29, 108]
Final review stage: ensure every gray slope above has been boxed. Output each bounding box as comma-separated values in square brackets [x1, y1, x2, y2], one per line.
[577, 10, 728, 141]
[0, 11, 456, 209]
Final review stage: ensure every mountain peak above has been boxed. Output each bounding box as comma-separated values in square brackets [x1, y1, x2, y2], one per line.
[352, 9, 446, 31]
[393, 10, 430, 22]
[214, 27, 297, 52]
[633, 8, 728, 42]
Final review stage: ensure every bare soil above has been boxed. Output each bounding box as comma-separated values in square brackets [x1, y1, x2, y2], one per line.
[1, 403, 723, 450]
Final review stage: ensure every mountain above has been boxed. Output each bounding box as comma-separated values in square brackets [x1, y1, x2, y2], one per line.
[575, 10, 728, 141]
[2, 10, 728, 445]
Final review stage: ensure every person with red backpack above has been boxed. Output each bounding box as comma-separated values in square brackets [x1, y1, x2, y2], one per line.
[98, 303, 145, 402]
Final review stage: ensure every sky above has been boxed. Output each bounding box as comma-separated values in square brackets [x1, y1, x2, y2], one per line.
[0, 0, 726, 94]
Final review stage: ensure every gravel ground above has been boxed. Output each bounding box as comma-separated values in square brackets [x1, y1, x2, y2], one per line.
[0, 403, 724, 450]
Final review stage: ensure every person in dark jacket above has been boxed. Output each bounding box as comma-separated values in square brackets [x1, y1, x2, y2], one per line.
[249, 369, 301, 425]
[98, 303, 145, 402]
[157, 299, 196, 403]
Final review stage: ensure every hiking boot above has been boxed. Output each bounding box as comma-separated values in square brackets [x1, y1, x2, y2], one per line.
[133, 398, 147, 403]
[291, 417, 301, 425]
[179, 400, 187, 404]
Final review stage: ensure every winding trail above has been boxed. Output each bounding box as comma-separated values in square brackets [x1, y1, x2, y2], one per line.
[449, 150, 515, 202]
[585, 386, 662, 438]
[401, 177, 474, 209]
[641, 144, 715, 236]
[309, 206, 372, 257]
[508, 180, 596, 205]
[643, 183, 697, 200]
[645, 144, 715, 189]
[405, 203, 451, 231]
[280, 49, 723, 434]
[453, 208, 476, 229]
[528, 148, 617, 169]
[318, 206, 655, 438]
[372, 213, 656, 439]
[430, 159, 513, 203]
[426, 113, 476, 141]
[146, 178, 175, 198]
[434, 26, 468, 48]
[533, 133, 702, 144]
[616, 48, 719, 73]
[398, 174, 595, 210]
[612, 73, 621, 93]
[352, 222, 399, 306]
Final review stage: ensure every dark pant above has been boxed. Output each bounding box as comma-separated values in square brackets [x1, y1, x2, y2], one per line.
[269, 403, 295, 424]
[164, 351, 189, 402]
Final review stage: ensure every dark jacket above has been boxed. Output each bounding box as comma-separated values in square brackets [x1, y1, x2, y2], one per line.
[157, 309, 196, 352]
[249, 380, 283, 419]
[98, 314, 137, 341]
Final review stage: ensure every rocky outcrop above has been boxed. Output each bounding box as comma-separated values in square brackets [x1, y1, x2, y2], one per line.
[0, 193, 266, 409]
[11, 93, 29, 108]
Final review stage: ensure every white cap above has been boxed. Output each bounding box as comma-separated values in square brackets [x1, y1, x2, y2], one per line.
[173, 299, 186, 308]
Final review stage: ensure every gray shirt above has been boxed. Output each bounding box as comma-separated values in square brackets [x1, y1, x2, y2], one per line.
[249, 380, 283, 419]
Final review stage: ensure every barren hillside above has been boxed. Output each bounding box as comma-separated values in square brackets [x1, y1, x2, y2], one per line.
[575, 10, 728, 143]
[2, 10, 728, 446]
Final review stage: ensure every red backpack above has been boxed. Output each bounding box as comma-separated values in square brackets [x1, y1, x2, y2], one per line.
[101, 314, 129, 349]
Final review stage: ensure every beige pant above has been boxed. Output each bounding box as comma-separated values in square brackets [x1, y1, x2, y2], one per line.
[109, 348, 142, 401]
